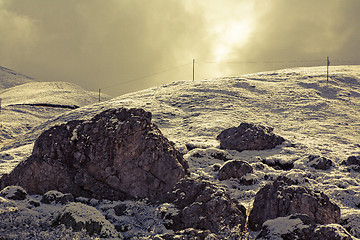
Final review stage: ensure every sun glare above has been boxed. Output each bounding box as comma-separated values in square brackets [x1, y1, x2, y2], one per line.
[214, 20, 253, 62]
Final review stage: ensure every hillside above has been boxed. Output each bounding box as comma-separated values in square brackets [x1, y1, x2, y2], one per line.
[0, 66, 34, 91]
[0, 65, 359, 239]
[0, 66, 112, 168]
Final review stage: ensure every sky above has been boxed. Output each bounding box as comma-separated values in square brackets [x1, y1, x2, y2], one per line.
[0, 0, 359, 96]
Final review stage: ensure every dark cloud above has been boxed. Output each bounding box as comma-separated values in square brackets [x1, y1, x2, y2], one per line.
[0, 0, 211, 95]
[0, 0, 359, 96]
[229, 0, 360, 74]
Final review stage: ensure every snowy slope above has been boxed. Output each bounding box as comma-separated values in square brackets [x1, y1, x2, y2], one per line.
[0, 67, 112, 171]
[1, 81, 104, 107]
[0, 66, 34, 91]
[0, 65, 359, 238]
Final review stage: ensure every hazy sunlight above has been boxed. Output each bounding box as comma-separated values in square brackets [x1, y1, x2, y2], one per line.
[214, 20, 253, 62]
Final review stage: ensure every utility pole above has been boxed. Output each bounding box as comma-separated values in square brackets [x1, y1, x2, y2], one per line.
[327, 56, 330, 82]
[192, 59, 195, 81]
[98, 89, 101, 102]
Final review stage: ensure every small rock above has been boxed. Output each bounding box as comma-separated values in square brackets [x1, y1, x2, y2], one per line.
[218, 160, 253, 181]
[212, 164, 221, 172]
[261, 157, 294, 170]
[342, 155, 360, 166]
[54, 202, 120, 238]
[0, 186, 27, 200]
[114, 223, 131, 233]
[238, 173, 258, 185]
[314, 224, 355, 240]
[210, 152, 232, 161]
[157, 228, 224, 240]
[308, 155, 334, 170]
[28, 199, 41, 207]
[217, 123, 285, 152]
[41, 190, 74, 204]
[113, 203, 127, 216]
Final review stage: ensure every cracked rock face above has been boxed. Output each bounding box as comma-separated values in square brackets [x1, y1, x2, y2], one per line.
[0, 108, 188, 201]
[217, 123, 285, 152]
[163, 178, 247, 235]
[248, 177, 341, 231]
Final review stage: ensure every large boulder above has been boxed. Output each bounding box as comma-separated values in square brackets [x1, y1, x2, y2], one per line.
[0, 108, 188, 201]
[163, 178, 247, 235]
[248, 177, 340, 231]
[217, 123, 285, 152]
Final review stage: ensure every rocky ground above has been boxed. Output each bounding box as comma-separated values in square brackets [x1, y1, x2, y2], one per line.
[1, 65, 360, 239]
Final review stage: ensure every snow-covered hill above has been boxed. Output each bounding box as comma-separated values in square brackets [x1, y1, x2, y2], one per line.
[0, 66, 34, 90]
[0, 66, 112, 170]
[0, 65, 359, 239]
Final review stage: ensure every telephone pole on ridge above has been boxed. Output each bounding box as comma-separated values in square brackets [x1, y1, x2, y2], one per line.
[327, 56, 330, 82]
[192, 59, 195, 81]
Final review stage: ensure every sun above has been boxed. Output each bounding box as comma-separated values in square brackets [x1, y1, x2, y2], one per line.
[214, 20, 253, 62]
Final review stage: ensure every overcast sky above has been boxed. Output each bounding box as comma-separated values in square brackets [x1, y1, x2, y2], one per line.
[1, 0, 359, 96]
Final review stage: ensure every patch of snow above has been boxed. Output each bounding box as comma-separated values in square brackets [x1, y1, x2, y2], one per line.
[263, 215, 309, 237]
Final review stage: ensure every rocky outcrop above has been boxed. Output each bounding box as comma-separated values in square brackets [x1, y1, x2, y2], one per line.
[308, 155, 334, 170]
[163, 178, 247, 235]
[218, 160, 253, 180]
[54, 202, 120, 238]
[0, 108, 188, 201]
[248, 177, 340, 231]
[217, 123, 285, 152]
[257, 214, 355, 240]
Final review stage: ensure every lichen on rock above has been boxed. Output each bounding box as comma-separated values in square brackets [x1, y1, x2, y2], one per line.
[0, 108, 188, 201]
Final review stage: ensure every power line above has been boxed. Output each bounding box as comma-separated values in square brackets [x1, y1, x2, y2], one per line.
[197, 57, 360, 65]
[101, 62, 190, 90]
[98, 57, 359, 94]
[197, 59, 324, 64]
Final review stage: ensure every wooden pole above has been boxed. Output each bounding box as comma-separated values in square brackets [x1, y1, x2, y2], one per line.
[192, 59, 194, 81]
[327, 56, 330, 82]
[0, 98, 1, 114]
[99, 89, 101, 102]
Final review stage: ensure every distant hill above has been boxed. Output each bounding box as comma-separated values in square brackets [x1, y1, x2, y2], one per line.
[0, 66, 34, 91]
[0, 66, 112, 144]
[1, 81, 109, 107]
